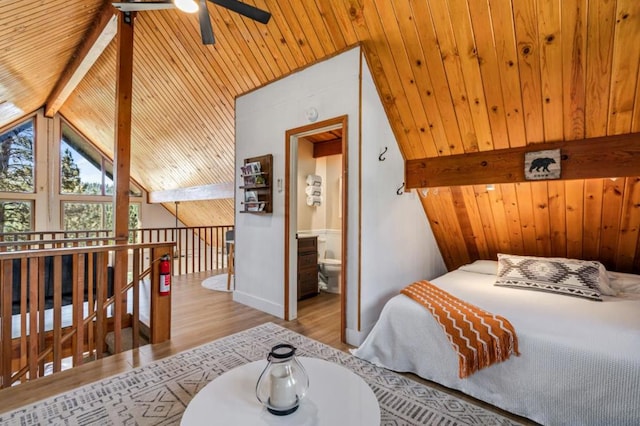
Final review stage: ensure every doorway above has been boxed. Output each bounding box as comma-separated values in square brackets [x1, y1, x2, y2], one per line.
[284, 115, 348, 343]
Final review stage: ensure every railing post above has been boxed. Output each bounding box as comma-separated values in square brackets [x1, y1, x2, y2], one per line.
[150, 245, 172, 343]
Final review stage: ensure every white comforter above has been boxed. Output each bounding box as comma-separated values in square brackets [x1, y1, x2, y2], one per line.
[353, 267, 640, 426]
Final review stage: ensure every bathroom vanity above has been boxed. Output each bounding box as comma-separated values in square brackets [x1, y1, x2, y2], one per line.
[297, 236, 319, 300]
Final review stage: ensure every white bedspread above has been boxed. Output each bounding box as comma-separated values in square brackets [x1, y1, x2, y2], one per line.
[353, 267, 640, 425]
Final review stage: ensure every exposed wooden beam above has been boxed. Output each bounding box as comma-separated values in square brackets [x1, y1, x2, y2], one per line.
[313, 138, 343, 158]
[406, 133, 640, 189]
[113, 10, 136, 354]
[148, 182, 234, 203]
[44, 4, 118, 117]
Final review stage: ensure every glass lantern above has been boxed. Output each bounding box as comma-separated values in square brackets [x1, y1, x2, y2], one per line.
[255, 344, 309, 416]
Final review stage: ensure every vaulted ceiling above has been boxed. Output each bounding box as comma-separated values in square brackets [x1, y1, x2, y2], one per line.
[1, 1, 639, 271]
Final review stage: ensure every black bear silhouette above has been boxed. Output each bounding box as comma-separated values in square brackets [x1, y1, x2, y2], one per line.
[529, 157, 556, 173]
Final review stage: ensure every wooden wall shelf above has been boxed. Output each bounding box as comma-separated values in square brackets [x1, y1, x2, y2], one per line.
[240, 154, 273, 214]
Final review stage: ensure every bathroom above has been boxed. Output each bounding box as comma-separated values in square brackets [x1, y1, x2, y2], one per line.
[297, 135, 343, 295]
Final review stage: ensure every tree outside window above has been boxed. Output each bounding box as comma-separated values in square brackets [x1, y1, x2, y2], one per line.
[0, 120, 34, 232]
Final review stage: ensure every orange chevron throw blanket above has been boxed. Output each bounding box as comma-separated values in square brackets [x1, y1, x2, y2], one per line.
[401, 281, 520, 378]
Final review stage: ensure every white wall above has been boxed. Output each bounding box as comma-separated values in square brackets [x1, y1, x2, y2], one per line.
[358, 57, 447, 339]
[235, 47, 446, 345]
[235, 48, 361, 323]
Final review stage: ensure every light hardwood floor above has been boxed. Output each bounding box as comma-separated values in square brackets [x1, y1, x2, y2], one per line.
[0, 271, 535, 424]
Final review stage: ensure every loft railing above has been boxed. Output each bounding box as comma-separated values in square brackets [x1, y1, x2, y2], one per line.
[0, 242, 174, 388]
[0, 225, 234, 275]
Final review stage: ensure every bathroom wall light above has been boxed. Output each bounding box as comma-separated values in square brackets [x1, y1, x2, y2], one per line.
[486, 184, 495, 191]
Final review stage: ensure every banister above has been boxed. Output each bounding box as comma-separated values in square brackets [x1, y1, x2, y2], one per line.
[0, 242, 175, 387]
[0, 242, 173, 260]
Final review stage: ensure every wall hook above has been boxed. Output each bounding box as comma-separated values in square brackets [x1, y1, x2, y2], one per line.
[378, 147, 388, 161]
[396, 182, 405, 195]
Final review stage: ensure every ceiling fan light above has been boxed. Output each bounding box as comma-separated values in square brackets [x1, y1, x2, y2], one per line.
[174, 0, 198, 13]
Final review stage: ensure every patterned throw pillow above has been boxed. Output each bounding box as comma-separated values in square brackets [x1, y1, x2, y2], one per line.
[495, 254, 603, 301]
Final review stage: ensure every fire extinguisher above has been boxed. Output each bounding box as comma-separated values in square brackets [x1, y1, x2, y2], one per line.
[159, 254, 171, 296]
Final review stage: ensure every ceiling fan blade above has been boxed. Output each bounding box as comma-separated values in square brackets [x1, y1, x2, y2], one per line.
[209, 0, 271, 24]
[112, 1, 175, 12]
[198, 0, 216, 45]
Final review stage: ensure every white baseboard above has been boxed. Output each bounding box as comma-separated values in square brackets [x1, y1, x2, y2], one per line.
[232, 291, 284, 319]
[345, 322, 375, 347]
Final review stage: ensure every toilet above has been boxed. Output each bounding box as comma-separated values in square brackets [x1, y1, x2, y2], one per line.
[318, 238, 341, 294]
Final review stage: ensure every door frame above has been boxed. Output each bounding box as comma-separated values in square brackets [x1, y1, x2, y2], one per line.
[284, 115, 348, 343]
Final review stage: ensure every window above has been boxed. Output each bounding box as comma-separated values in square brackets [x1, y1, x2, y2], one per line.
[60, 122, 142, 197]
[59, 121, 143, 236]
[63, 202, 140, 232]
[0, 200, 33, 232]
[0, 119, 34, 194]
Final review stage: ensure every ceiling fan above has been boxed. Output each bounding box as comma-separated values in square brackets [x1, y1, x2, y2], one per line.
[111, 0, 271, 45]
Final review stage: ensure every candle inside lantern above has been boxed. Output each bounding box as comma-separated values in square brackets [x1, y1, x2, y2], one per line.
[269, 365, 297, 408]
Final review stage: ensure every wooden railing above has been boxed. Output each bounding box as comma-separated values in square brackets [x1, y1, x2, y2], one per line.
[0, 225, 234, 275]
[0, 242, 174, 388]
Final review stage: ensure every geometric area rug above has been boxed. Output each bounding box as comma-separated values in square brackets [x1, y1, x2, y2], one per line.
[0, 323, 522, 425]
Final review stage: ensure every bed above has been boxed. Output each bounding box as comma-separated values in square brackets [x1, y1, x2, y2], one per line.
[353, 257, 640, 426]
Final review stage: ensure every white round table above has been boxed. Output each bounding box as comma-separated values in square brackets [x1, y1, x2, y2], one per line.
[181, 357, 380, 425]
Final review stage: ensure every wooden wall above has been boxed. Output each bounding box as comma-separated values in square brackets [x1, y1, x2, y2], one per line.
[420, 177, 640, 274]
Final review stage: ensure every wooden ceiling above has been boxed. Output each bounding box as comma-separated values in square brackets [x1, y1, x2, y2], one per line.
[1, 0, 639, 271]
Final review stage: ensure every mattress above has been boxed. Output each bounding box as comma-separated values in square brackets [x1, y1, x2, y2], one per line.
[352, 264, 640, 425]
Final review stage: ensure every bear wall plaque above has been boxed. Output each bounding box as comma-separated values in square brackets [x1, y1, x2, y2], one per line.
[524, 149, 561, 180]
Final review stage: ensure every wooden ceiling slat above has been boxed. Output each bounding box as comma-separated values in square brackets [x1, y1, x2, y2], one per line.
[537, 0, 564, 142]
[139, 14, 237, 142]
[343, 4, 414, 160]
[249, 3, 300, 73]
[255, 0, 308, 69]
[502, 183, 526, 254]
[449, 186, 480, 261]
[512, 0, 544, 145]
[428, 0, 485, 153]
[616, 177, 640, 270]
[562, 0, 588, 141]
[582, 178, 604, 260]
[263, 0, 316, 64]
[279, 1, 327, 60]
[310, 0, 348, 52]
[443, 0, 494, 153]
[514, 182, 538, 255]
[390, 0, 451, 157]
[409, 0, 466, 155]
[486, 0, 528, 148]
[211, 6, 274, 84]
[342, 0, 414, 160]
[359, 1, 425, 160]
[465, 0, 510, 150]
[547, 180, 567, 256]
[585, 0, 617, 138]
[0, 0, 100, 38]
[607, 0, 640, 135]
[488, 185, 515, 254]
[460, 186, 490, 259]
[153, 12, 244, 97]
[472, 184, 500, 259]
[564, 179, 585, 259]
[600, 179, 624, 267]
[229, 5, 294, 76]
[372, 1, 434, 159]
[420, 190, 456, 269]
[324, 0, 359, 45]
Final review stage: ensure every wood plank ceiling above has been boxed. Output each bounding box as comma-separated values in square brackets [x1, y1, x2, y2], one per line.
[1, 0, 639, 272]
